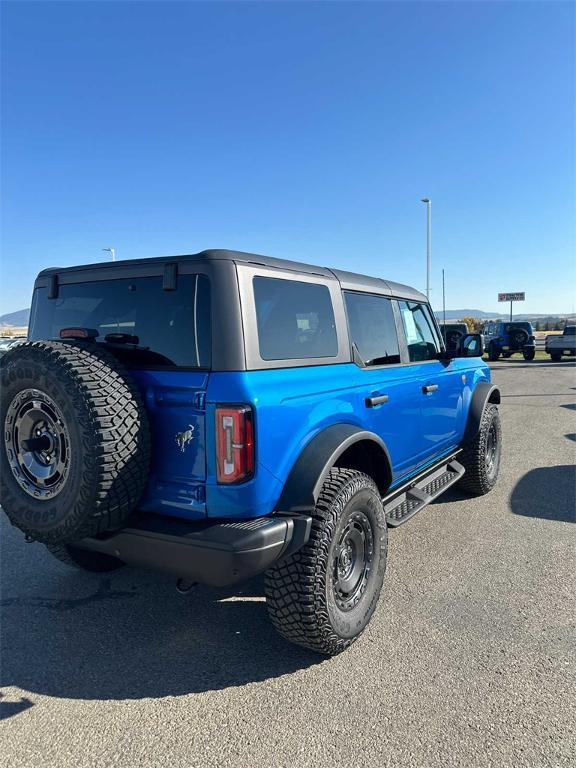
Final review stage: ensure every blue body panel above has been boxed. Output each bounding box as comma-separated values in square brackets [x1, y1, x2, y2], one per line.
[132, 357, 490, 521]
[130, 369, 209, 520]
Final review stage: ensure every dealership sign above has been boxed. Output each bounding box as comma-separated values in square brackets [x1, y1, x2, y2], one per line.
[498, 292, 525, 302]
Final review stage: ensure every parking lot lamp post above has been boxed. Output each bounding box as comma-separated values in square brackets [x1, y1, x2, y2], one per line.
[102, 247, 116, 262]
[421, 198, 431, 300]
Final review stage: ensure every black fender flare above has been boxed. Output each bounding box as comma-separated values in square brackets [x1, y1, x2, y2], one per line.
[463, 382, 501, 444]
[276, 424, 392, 513]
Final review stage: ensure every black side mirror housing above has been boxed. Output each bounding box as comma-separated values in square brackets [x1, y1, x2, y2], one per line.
[460, 333, 484, 358]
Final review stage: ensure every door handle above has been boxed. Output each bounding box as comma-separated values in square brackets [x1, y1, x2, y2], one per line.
[365, 394, 389, 407]
[422, 384, 439, 394]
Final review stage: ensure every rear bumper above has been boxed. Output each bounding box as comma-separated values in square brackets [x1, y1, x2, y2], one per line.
[77, 512, 312, 587]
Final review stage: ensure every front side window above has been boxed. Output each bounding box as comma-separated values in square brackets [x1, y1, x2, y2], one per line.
[344, 292, 400, 366]
[398, 301, 440, 362]
[29, 274, 211, 368]
[253, 276, 338, 360]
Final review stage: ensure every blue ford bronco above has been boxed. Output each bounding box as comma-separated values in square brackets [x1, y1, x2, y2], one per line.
[0, 250, 501, 655]
[483, 320, 536, 361]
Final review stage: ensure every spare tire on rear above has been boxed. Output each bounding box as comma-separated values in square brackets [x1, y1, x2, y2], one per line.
[0, 341, 151, 544]
[510, 329, 528, 348]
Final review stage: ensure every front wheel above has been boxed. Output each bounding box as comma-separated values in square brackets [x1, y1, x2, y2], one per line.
[265, 468, 387, 655]
[550, 352, 561, 362]
[458, 404, 502, 495]
[523, 349, 535, 361]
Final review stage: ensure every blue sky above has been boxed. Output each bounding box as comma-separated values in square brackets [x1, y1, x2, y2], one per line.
[1, 1, 574, 315]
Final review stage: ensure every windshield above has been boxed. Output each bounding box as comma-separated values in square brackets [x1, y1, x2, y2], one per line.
[29, 275, 211, 368]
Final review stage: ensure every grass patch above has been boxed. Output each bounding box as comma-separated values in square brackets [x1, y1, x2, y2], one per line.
[483, 349, 550, 362]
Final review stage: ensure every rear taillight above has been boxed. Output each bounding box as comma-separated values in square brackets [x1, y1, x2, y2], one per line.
[215, 406, 255, 484]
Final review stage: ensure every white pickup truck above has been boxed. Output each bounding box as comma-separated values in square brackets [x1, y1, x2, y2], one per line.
[545, 326, 576, 361]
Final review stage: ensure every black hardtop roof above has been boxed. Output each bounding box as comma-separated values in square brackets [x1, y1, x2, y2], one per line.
[440, 322, 469, 328]
[37, 248, 427, 302]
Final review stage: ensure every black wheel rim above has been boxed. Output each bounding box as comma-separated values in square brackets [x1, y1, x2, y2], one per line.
[332, 510, 374, 612]
[485, 422, 499, 478]
[4, 389, 71, 499]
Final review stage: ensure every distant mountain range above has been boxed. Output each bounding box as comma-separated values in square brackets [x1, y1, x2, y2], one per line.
[434, 309, 576, 322]
[0, 308, 30, 327]
[0, 306, 573, 328]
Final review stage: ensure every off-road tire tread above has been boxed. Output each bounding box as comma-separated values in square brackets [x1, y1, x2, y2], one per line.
[264, 468, 387, 656]
[0, 341, 151, 543]
[488, 343, 499, 362]
[458, 403, 501, 496]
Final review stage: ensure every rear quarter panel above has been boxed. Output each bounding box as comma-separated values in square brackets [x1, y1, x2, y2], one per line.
[205, 365, 364, 518]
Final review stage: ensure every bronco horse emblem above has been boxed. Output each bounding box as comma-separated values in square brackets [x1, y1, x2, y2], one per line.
[175, 424, 195, 453]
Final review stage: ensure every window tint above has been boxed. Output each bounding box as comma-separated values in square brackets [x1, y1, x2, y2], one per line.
[504, 323, 531, 333]
[30, 275, 211, 368]
[253, 277, 338, 360]
[398, 301, 440, 362]
[344, 292, 400, 366]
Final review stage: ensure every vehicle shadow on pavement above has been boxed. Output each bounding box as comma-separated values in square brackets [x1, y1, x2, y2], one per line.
[510, 465, 576, 523]
[0, 562, 323, 704]
[0, 694, 34, 722]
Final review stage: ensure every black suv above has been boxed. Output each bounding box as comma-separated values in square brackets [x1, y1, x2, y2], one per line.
[440, 323, 469, 353]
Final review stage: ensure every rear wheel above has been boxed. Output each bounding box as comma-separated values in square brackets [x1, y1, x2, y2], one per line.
[265, 468, 387, 655]
[446, 330, 464, 350]
[523, 349, 535, 361]
[488, 343, 500, 361]
[458, 404, 501, 495]
[46, 543, 125, 572]
[550, 352, 561, 362]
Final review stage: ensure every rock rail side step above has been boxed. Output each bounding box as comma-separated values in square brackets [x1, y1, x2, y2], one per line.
[384, 457, 465, 527]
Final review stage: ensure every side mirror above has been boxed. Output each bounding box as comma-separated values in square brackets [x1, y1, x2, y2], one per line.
[460, 333, 484, 358]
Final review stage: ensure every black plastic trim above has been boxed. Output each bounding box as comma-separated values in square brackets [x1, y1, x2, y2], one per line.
[162, 262, 178, 290]
[463, 382, 501, 444]
[277, 424, 392, 512]
[47, 274, 58, 299]
[76, 512, 312, 587]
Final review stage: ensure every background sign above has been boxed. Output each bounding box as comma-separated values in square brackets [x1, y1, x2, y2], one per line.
[498, 292, 525, 302]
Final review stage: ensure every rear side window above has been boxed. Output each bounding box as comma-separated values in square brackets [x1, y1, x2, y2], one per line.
[398, 301, 440, 362]
[253, 276, 338, 360]
[29, 275, 211, 368]
[344, 292, 400, 365]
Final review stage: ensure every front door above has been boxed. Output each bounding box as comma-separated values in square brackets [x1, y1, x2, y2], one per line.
[397, 300, 464, 463]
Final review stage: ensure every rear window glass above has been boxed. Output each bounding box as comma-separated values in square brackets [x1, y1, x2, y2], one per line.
[253, 276, 338, 360]
[29, 275, 211, 368]
[344, 292, 400, 365]
[504, 323, 531, 333]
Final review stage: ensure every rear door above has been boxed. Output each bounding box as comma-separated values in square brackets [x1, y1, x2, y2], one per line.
[344, 291, 425, 481]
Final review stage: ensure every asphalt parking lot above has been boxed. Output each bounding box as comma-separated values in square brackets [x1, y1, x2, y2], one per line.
[1, 359, 575, 768]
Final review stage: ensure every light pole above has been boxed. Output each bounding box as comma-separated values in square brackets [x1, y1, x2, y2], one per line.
[102, 247, 116, 262]
[421, 198, 431, 299]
